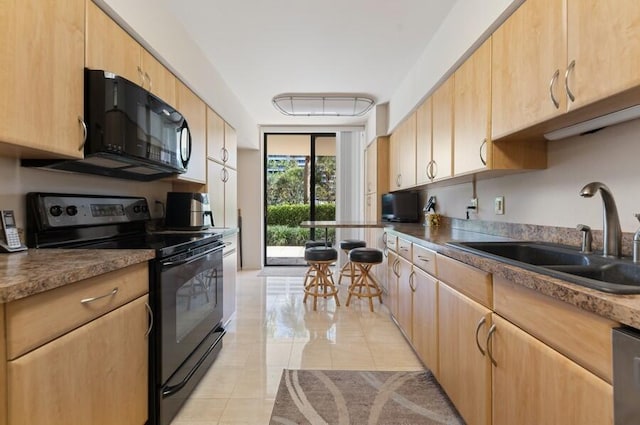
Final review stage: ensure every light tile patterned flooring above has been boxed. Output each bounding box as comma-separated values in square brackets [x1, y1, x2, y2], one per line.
[171, 269, 424, 425]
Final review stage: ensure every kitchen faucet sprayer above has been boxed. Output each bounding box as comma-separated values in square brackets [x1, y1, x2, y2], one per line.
[579, 182, 622, 258]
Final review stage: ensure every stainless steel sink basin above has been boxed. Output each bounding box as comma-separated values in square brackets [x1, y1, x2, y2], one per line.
[447, 241, 640, 294]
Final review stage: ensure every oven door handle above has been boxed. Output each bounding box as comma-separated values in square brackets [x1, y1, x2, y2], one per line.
[162, 245, 224, 268]
[162, 328, 226, 398]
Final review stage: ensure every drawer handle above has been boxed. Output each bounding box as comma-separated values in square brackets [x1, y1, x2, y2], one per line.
[80, 287, 119, 304]
[474, 316, 486, 356]
[486, 324, 497, 366]
[401, 247, 409, 252]
[417, 255, 430, 262]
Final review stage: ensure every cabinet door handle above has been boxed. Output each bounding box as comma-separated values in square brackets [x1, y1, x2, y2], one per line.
[144, 72, 152, 91]
[394, 259, 400, 277]
[549, 69, 560, 109]
[425, 163, 431, 180]
[565, 59, 576, 103]
[145, 301, 154, 337]
[137, 66, 144, 86]
[382, 233, 388, 244]
[479, 139, 487, 166]
[486, 323, 497, 366]
[409, 271, 416, 291]
[222, 147, 229, 162]
[396, 174, 402, 187]
[80, 287, 118, 304]
[474, 316, 487, 356]
[78, 116, 87, 151]
[431, 161, 438, 180]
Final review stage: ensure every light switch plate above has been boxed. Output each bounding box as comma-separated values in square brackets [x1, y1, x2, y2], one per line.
[495, 196, 505, 215]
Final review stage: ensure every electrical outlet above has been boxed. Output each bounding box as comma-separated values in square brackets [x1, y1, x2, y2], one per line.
[470, 198, 478, 209]
[495, 196, 505, 215]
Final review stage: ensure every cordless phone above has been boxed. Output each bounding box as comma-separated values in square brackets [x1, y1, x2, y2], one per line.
[0, 210, 27, 252]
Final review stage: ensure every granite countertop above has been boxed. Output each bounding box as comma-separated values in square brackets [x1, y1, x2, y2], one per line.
[0, 249, 155, 303]
[385, 223, 640, 330]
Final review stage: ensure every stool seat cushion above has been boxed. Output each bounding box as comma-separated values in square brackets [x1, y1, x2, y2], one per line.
[339, 239, 367, 250]
[349, 247, 383, 264]
[305, 247, 338, 262]
[305, 240, 329, 248]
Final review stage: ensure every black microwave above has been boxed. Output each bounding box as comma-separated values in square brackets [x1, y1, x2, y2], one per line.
[22, 69, 191, 181]
[381, 192, 420, 223]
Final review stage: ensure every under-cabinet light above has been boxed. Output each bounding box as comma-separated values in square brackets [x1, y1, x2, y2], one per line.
[544, 105, 640, 140]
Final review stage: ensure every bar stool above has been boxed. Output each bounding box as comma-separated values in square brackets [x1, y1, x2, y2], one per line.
[303, 240, 331, 286]
[337, 239, 366, 285]
[346, 247, 383, 312]
[303, 246, 340, 311]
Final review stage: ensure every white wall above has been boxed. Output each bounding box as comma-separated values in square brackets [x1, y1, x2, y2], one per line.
[237, 148, 263, 269]
[96, 0, 258, 149]
[0, 157, 171, 230]
[425, 118, 640, 233]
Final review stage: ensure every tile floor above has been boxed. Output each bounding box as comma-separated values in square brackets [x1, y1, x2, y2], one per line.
[171, 269, 424, 425]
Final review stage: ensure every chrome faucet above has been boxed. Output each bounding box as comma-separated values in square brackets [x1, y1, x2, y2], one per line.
[579, 182, 622, 257]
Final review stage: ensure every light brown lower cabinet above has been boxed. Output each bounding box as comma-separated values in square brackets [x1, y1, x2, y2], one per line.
[438, 282, 492, 425]
[386, 251, 399, 317]
[7, 295, 149, 425]
[490, 314, 613, 425]
[396, 256, 413, 339]
[411, 267, 438, 376]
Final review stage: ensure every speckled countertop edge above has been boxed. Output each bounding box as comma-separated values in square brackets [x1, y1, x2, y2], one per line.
[0, 249, 155, 303]
[384, 224, 640, 330]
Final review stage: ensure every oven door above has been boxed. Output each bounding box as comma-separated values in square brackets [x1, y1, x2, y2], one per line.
[158, 242, 224, 384]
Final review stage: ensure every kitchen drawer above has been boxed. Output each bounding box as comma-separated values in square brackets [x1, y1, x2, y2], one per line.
[436, 253, 492, 308]
[397, 238, 412, 261]
[493, 275, 618, 384]
[412, 244, 436, 276]
[6, 262, 148, 360]
[385, 233, 397, 252]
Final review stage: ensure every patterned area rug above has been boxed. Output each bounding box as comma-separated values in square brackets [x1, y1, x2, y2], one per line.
[269, 369, 464, 425]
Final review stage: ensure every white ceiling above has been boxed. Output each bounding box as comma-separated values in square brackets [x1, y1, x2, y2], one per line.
[164, 0, 456, 128]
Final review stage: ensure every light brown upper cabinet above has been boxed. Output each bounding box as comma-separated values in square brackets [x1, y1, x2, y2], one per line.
[86, 1, 176, 107]
[206, 109, 237, 170]
[566, 0, 640, 111]
[456, 38, 547, 174]
[415, 98, 433, 185]
[491, 0, 567, 140]
[176, 81, 207, 183]
[0, 0, 85, 159]
[389, 112, 416, 190]
[206, 108, 225, 163]
[431, 77, 454, 181]
[223, 123, 237, 170]
[454, 40, 491, 175]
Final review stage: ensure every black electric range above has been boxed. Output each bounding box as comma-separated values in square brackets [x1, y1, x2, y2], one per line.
[26, 192, 226, 425]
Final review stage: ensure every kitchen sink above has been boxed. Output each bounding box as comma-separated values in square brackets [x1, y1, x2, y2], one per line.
[447, 241, 640, 294]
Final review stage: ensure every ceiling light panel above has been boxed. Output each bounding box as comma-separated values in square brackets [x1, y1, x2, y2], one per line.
[272, 94, 375, 117]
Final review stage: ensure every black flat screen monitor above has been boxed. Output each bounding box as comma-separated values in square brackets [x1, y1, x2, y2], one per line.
[381, 192, 419, 223]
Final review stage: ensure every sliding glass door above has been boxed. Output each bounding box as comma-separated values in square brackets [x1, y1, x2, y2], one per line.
[264, 133, 336, 266]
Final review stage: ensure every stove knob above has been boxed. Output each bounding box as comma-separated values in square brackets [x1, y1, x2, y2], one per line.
[133, 205, 141, 213]
[141, 205, 148, 213]
[66, 205, 78, 216]
[49, 205, 63, 217]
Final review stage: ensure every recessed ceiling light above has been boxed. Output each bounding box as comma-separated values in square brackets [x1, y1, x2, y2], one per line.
[272, 94, 375, 117]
